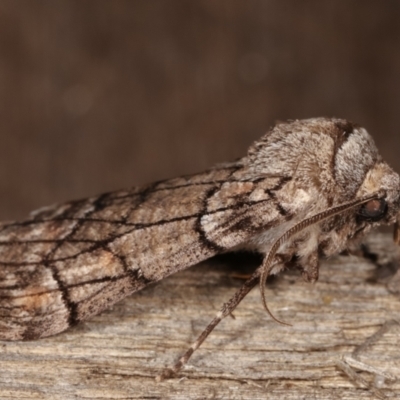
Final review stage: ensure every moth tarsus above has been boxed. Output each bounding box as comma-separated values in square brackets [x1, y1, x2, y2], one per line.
[1, 118, 399, 379]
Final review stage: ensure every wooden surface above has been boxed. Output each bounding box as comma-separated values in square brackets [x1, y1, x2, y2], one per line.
[1, 232, 400, 400]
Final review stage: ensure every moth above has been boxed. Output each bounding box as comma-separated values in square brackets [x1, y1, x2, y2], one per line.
[0, 118, 399, 380]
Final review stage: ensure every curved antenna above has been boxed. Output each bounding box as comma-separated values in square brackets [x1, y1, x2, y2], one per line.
[259, 190, 385, 325]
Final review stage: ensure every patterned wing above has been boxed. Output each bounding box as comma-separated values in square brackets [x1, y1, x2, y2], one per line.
[0, 165, 294, 340]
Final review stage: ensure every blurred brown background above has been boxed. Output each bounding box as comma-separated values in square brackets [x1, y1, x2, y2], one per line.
[0, 0, 400, 220]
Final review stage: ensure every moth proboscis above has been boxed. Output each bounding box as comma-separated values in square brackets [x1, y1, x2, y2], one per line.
[0, 118, 399, 381]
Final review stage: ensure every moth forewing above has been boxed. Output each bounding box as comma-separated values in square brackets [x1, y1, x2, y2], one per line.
[0, 117, 399, 380]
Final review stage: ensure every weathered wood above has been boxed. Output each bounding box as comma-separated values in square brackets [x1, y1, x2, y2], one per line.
[1, 232, 400, 399]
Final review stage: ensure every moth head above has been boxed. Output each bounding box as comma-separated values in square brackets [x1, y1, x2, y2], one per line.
[328, 122, 400, 246]
[355, 161, 400, 225]
[370, 164, 400, 244]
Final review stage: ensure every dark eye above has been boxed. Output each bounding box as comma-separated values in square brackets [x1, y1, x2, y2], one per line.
[357, 198, 388, 222]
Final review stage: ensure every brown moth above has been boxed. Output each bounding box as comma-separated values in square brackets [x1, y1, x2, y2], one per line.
[0, 117, 399, 380]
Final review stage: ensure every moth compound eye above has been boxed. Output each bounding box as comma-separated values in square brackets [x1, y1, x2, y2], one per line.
[358, 198, 388, 222]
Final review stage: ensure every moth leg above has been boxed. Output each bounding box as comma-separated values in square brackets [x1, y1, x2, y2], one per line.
[300, 250, 319, 283]
[285, 251, 320, 283]
[156, 269, 260, 381]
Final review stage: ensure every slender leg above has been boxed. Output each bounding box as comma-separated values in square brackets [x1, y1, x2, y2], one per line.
[156, 268, 260, 381]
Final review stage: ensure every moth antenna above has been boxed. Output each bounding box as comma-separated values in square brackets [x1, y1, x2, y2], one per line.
[259, 190, 385, 324]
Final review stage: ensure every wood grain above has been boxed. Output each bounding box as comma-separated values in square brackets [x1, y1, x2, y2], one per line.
[1, 232, 400, 399]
